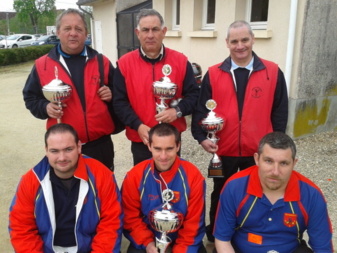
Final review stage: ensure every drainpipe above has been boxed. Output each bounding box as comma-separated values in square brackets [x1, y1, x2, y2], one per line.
[77, 3, 95, 48]
[285, 0, 298, 94]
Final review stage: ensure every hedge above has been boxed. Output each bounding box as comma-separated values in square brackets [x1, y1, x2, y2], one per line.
[0, 45, 54, 66]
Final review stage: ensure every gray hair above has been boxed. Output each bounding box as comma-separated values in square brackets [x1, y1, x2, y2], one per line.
[56, 8, 88, 32]
[136, 9, 165, 29]
[226, 20, 254, 39]
[258, 132, 297, 160]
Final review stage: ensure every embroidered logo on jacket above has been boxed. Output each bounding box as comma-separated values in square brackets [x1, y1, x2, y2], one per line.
[283, 213, 297, 227]
[171, 191, 180, 203]
[251, 87, 262, 98]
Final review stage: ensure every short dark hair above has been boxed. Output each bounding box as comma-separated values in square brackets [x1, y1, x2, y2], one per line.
[136, 8, 165, 28]
[258, 132, 297, 160]
[56, 8, 88, 32]
[45, 123, 79, 147]
[149, 123, 181, 146]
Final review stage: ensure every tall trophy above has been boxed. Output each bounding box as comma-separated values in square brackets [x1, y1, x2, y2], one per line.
[42, 66, 72, 123]
[201, 99, 225, 178]
[153, 64, 178, 114]
[149, 189, 184, 253]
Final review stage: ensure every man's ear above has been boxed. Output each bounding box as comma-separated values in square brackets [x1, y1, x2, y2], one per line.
[254, 152, 259, 165]
[78, 140, 82, 154]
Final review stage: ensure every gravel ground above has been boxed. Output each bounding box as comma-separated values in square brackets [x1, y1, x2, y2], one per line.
[0, 62, 335, 252]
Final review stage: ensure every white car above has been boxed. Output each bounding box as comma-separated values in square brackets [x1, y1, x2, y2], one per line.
[0, 34, 36, 49]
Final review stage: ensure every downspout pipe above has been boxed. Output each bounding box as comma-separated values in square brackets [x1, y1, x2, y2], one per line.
[285, 0, 298, 94]
[77, 2, 95, 48]
[77, 3, 94, 20]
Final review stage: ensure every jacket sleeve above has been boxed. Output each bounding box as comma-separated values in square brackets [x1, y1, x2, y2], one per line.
[9, 171, 44, 252]
[121, 172, 155, 249]
[191, 71, 212, 143]
[113, 67, 143, 130]
[173, 172, 206, 252]
[271, 68, 288, 132]
[22, 65, 50, 119]
[177, 61, 200, 116]
[91, 171, 123, 253]
[306, 187, 334, 252]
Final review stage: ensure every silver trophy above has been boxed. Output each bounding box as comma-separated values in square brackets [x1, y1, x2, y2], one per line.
[201, 99, 225, 178]
[149, 189, 184, 253]
[153, 64, 178, 114]
[42, 66, 72, 123]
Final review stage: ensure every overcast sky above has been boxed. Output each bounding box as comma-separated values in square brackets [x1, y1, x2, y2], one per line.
[0, 0, 79, 12]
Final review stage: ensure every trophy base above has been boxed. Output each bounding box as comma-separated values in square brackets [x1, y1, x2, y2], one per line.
[207, 159, 224, 178]
[208, 168, 224, 178]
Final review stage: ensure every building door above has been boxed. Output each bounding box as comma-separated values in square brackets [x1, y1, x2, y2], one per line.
[116, 1, 152, 58]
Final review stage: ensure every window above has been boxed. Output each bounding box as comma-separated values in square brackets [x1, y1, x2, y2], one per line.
[172, 0, 180, 30]
[202, 0, 216, 30]
[247, 0, 269, 30]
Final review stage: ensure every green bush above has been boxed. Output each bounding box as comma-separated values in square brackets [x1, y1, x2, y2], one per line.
[0, 45, 55, 66]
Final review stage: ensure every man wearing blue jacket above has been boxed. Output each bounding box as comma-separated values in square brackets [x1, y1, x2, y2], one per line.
[214, 132, 333, 253]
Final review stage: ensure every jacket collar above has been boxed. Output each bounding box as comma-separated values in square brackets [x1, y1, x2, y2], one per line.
[33, 155, 88, 182]
[218, 51, 266, 73]
[150, 156, 180, 183]
[247, 165, 301, 201]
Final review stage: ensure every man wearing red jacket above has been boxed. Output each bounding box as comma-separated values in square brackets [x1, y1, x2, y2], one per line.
[23, 9, 118, 170]
[192, 20, 288, 242]
[9, 123, 123, 253]
[121, 123, 206, 253]
[113, 9, 199, 165]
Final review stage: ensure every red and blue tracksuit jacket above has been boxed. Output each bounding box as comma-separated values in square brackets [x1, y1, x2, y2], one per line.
[214, 165, 333, 253]
[121, 157, 206, 252]
[9, 155, 123, 253]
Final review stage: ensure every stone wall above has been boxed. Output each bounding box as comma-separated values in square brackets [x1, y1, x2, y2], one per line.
[288, 0, 337, 138]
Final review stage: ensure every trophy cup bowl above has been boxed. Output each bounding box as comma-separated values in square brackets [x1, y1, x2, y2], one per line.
[153, 64, 178, 114]
[42, 79, 72, 123]
[201, 99, 225, 178]
[149, 208, 183, 253]
[153, 78, 177, 114]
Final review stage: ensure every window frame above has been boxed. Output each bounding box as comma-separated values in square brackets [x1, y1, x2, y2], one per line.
[172, 0, 180, 30]
[246, 0, 269, 30]
[202, 0, 215, 30]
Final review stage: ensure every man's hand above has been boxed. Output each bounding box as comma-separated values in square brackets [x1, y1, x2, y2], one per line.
[146, 242, 158, 253]
[138, 124, 151, 145]
[46, 102, 65, 119]
[97, 85, 112, 102]
[201, 139, 218, 154]
[155, 108, 177, 123]
[215, 239, 235, 253]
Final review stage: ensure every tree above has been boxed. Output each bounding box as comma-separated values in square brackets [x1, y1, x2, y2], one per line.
[13, 0, 56, 34]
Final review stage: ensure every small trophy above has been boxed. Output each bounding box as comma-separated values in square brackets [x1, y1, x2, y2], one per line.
[42, 66, 72, 123]
[201, 99, 225, 178]
[149, 189, 184, 253]
[153, 64, 178, 114]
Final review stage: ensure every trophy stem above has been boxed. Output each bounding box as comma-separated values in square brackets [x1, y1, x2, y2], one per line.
[57, 101, 62, 124]
[156, 232, 171, 253]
